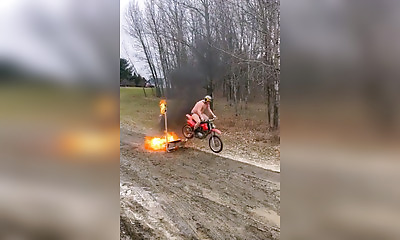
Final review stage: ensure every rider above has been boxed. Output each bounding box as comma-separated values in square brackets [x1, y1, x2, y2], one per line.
[191, 95, 217, 132]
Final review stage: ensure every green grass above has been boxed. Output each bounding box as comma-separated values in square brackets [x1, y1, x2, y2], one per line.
[120, 87, 160, 129]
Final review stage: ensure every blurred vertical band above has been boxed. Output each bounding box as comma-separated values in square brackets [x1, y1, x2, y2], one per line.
[0, 0, 119, 239]
[282, 0, 400, 239]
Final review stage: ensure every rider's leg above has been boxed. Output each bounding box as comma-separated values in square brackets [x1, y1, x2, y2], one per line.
[201, 114, 209, 121]
[201, 114, 210, 130]
[192, 114, 200, 130]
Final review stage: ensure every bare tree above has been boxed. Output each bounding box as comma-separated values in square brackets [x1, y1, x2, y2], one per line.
[125, 0, 280, 129]
[126, 1, 163, 96]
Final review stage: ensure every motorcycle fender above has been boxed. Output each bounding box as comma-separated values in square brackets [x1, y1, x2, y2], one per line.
[187, 120, 195, 127]
[211, 129, 222, 135]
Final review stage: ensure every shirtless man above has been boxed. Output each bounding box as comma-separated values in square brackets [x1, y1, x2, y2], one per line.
[191, 95, 217, 131]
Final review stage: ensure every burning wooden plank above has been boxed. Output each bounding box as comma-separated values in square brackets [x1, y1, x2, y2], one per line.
[144, 100, 183, 152]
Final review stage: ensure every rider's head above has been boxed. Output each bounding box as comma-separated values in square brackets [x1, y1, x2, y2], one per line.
[204, 95, 212, 103]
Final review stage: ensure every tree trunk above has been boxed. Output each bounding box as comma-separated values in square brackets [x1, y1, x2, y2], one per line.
[142, 87, 147, 97]
[245, 63, 250, 110]
[266, 84, 271, 128]
[234, 84, 238, 116]
[222, 79, 226, 98]
[273, 99, 279, 129]
[207, 76, 214, 109]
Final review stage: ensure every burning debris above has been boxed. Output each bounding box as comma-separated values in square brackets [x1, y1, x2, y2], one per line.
[144, 132, 179, 151]
[144, 100, 185, 152]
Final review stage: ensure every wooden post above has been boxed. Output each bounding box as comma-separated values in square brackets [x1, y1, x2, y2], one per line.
[164, 106, 168, 152]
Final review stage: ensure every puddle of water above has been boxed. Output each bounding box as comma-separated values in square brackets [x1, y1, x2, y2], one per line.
[202, 188, 227, 207]
[251, 208, 280, 228]
[120, 183, 181, 239]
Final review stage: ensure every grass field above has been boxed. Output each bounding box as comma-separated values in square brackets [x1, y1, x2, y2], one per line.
[120, 87, 160, 130]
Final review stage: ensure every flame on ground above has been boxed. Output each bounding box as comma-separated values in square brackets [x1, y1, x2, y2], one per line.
[145, 132, 179, 151]
[57, 128, 120, 159]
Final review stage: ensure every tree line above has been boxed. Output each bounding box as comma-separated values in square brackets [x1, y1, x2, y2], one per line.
[120, 58, 147, 87]
[124, 0, 280, 130]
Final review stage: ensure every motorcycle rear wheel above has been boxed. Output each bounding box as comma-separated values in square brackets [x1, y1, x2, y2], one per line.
[182, 124, 194, 139]
[209, 135, 223, 153]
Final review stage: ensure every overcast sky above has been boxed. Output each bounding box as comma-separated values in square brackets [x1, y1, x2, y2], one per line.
[120, 0, 151, 78]
[0, 0, 119, 84]
[0, 0, 149, 81]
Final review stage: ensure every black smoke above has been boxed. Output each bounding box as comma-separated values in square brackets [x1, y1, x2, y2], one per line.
[159, 39, 226, 135]
[160, 66, 207, 133]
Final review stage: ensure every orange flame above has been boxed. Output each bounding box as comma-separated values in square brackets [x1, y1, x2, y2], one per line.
[57, 128, 119, 159]
[160, 99, 167, 114]
[144, 132, 179, 151]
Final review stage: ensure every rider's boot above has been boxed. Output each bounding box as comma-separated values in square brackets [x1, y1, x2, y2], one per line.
[194, 127, 201, 138]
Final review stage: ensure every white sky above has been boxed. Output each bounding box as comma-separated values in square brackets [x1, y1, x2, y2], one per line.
[0, 0, 78, 80]
[0, 0, 119, 83]
[120, 0, 151, 78]
[1, 0, 152, 80]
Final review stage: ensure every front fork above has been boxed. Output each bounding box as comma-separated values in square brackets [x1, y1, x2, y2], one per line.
[210, 131, 216, 146]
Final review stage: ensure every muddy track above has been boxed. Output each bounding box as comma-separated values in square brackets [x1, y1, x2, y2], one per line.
[120, 128, 280, 240]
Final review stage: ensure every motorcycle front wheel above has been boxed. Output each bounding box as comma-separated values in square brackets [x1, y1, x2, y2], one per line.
[182, 124, 194, 139]
[209, 135, 223, 153]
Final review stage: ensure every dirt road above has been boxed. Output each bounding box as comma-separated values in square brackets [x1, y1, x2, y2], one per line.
[120, 128, 280, 240]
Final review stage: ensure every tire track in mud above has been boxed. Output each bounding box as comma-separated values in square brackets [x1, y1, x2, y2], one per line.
[120, 129, 280, 239]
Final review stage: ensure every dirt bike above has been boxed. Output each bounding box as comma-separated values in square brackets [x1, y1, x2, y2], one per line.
[182, 114, 223, 153]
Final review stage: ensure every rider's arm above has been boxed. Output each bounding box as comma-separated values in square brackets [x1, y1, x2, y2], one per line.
[207, 104, 217, 118]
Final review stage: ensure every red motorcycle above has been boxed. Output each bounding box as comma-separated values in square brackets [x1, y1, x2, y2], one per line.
[182, 114, 223, 153]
